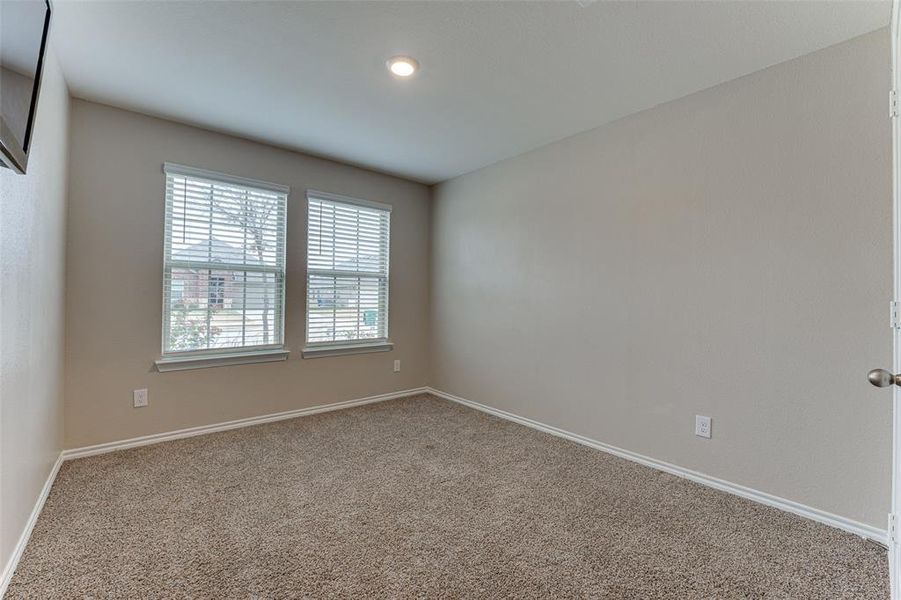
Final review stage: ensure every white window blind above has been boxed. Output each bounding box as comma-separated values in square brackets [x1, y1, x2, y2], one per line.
[162, 163, 288, 356]
[305, 191, 391, 347]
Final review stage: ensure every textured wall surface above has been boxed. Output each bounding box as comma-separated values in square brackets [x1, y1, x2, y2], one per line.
[430, 30, 892, 528]
[64, 101, 430, 448]
[0, 50, 69, 577]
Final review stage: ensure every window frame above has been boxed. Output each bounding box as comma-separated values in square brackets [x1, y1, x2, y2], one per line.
[302, 189, 392, 358]
[155, 163, 290, 372]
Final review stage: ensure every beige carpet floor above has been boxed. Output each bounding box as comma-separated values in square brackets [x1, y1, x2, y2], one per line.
[7, 394, 888, 599]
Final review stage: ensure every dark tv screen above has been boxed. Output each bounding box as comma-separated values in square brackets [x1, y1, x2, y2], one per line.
[0, 0, 51, 173]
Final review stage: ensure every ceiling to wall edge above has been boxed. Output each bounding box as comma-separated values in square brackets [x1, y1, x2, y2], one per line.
[60, 26, 889, 189]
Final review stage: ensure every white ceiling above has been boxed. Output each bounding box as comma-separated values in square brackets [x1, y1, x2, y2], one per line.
[51, 1, 890, 184]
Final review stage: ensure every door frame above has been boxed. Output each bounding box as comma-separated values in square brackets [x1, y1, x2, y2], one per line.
[891, 1, 900, 597]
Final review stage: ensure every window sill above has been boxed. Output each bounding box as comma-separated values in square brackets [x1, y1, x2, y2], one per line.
[302, 342, 393, 359]
[155, 349, 289, 372]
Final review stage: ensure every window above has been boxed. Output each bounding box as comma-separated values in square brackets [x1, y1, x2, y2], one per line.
[304, 191, 391, 356]
[159, 163, 288, 367]
[208, 275, 226, 309]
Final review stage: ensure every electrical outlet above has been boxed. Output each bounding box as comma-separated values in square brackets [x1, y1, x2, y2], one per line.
[393, 359, 401, 373]
[695, 415, 711, 439]
[133, 388, 148, 408]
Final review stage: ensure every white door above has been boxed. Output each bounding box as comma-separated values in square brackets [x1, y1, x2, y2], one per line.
[894, 3, 901, 594]
[873, 2, 901, 597]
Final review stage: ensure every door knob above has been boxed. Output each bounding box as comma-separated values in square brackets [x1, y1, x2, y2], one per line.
[868, 368, 901, 387]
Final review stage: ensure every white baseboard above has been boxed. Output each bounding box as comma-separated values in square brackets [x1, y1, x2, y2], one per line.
[0, 453, 63, 598]
[63, 387, 429, 460]
[426, 386, 888, 545]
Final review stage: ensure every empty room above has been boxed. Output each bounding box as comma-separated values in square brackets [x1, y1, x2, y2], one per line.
[1, 0, 899, 597]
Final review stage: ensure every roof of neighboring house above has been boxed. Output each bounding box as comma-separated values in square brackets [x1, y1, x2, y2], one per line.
[172, 236, 264, 265]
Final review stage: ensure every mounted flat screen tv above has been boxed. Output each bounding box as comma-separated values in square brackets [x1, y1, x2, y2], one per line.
[0, 0, 51, 173]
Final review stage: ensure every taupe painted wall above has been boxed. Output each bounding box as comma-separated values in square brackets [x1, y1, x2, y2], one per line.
[0, 50, 69, 574]
[64, 100, 430, 449]
[430, 30, 892, 528]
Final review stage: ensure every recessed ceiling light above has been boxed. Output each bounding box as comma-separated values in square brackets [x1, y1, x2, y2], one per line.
[387, 56, 419, 78]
